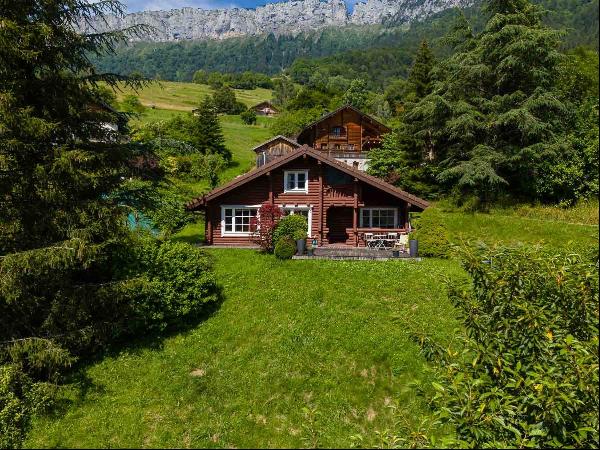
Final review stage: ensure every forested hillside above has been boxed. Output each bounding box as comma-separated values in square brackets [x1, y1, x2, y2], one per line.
[92, 0, 598, 81]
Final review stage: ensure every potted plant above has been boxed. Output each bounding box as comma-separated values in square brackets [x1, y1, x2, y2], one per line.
[293, 230, 307, 255]
[409, 232, 418, 257]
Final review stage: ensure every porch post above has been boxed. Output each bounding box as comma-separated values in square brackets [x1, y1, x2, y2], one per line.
[205, 205, 213, 245]
[318, 161, 324, 246]
[404, 202, 411, 230]
[353, 177, 359, 247]
[267, 171, 274, 205]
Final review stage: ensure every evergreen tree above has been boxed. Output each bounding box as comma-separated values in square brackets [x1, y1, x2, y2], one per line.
[0, 1, 141, 442]
[369, 41, 439, 196]
[408, 0, 569, 202]
[189, 98, 230, 160]
[0, 1, 218, 445]
[406, 40, 435, 101]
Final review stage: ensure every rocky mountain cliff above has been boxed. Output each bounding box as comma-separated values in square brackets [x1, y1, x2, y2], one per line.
[78, 0, 473, 42]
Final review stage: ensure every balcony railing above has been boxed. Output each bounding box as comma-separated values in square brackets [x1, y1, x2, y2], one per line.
[325, 151, 370, 159]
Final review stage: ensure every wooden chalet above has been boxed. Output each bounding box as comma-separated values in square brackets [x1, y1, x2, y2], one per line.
[253, 135, 300, 167]
[252, 101, 279, 116]
[254, 105, 391, 171]
[296, 105, 390, 171]
[186, 146, 428, 247]
[187, 106, 427, 248]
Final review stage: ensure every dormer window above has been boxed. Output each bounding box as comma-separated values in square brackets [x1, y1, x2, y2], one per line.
[284, 170, 308, 193]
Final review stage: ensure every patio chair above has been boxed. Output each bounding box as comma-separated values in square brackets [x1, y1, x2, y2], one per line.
[364, 233, 375, 249]
[373, 234, 387, 250]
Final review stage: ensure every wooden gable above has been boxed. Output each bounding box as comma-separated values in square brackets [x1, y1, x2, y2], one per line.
[295, 105, 390, 152]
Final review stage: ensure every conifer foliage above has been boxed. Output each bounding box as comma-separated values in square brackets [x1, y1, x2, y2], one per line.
[370, 0, 598, 204]
[0, 2, 219, 446]
[189, 97, 231, 160]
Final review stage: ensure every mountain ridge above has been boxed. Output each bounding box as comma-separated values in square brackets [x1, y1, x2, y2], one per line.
[78, 0, 473, 41]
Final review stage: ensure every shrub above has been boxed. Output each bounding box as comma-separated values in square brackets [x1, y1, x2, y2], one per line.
[0, 364, 56, 449]
[424, 245, 599, 448]
[1, 237, 219, 447]
[411, 209, 450, 258]
[250, 202, 283, 252]
[272, 215, 308, 247]
[274, 236, 296, 260]
[145, 193, 193, 237]
[190, 153, 226, 189]
[240, 109, 257, 125]
[131, 240, 219, 329]
[121, 94, 145, 113]
[292, 229, 307, 240]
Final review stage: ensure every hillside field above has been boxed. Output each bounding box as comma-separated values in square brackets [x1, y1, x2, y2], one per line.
[116, 80, 273, 111]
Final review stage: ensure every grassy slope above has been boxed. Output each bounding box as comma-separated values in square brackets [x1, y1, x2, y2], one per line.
[441, 212, 598, 251]
[116, 81, 272, 111]
[26, 252, 462, 448]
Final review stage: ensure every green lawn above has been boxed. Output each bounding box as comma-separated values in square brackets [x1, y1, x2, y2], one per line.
[441, 210, 598, 252]
[116, 80, 272, 111]
[26, 252, 463, 448]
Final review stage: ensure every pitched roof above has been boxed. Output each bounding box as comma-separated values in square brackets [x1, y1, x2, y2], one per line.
[252, 100, 279, 110]
[296, 105, 391, 141]
[186, 145, 429, 211]
[251, 135, 300, 153]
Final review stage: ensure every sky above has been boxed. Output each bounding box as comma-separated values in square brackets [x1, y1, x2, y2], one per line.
[125, 0, 359, 13]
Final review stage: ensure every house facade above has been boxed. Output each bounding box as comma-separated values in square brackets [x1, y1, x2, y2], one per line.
[252, 101, 279, 116]
[186, 146, 428, 247]
[253, 105, 390, 172]
[187, 105, 428, 247]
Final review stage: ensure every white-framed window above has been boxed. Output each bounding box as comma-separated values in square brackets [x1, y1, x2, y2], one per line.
[282, 205, 312, 237]
[221, 206, 258, 236]
[284, 170, 308, 193]
[359, 208, 398, 229]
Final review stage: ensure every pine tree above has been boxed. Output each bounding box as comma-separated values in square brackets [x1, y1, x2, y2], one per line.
[406, 40, 435, 101]
[0, 2, 146, 443]
[189, 97, 230, 161]
[408, 0, 568, 202]
[368, 41, 438, 196]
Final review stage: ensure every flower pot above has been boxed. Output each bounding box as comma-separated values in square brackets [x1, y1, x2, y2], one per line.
[296, 239, 306, 255]
[409, 239, 418, 257]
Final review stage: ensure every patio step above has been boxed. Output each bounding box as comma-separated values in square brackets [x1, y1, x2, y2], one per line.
[312, 247, 408, 259]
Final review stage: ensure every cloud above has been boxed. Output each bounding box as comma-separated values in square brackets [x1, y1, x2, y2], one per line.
[124, 0, 359, 13]
[126, 0, 236, 12]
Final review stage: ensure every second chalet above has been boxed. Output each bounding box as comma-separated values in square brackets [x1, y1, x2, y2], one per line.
[186, 105, 429, 247]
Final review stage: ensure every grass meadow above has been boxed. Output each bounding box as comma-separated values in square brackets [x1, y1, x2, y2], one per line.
[26, 253, 463, 448]
[115, 80, 272, 111]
